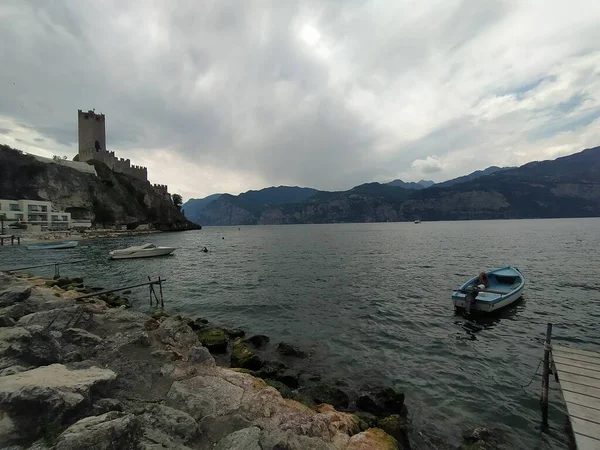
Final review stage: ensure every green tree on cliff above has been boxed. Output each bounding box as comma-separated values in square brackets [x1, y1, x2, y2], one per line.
[172, 194, 183, 211]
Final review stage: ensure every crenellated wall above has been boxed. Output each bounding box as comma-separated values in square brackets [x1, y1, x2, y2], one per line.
[77, 109, 166, 192]
[153, 184, 170, 198]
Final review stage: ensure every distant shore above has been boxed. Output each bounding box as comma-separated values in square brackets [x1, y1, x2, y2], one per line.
[9, 228, 163, 245]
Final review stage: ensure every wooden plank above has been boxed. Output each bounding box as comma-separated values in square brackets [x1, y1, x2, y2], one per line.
[563, 390, 600, 412]
[554, 346, 600, 360]
[566, 402, 600, 425]
[573, 433, 600, 450]
[571, 416, 600, 441]
[554, 351, 600, 367]
[558, 371, 600, 390]
[555, 361, 600, 382]
[561, 381, 600, 400]
[555, 356, 600, 373]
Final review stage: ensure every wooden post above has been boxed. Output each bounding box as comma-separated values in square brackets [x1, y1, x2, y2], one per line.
[541, 322, 552, 428]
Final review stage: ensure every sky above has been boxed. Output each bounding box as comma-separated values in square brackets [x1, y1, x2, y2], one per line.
[1, 1, 600, 200]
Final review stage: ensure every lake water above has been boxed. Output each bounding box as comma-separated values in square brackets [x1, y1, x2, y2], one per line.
[2, 219, 600, 449]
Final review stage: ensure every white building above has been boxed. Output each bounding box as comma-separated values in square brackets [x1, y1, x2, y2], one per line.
[0, 199, 72, 231]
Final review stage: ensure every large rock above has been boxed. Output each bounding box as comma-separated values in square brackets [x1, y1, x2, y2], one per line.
[231, 338, 263, 370]
[0, 316, 15, 327]
[62, 328, 103, 347]
[459, 427, 501, 450]
[155, 318, 198, 349]
[214, 426, 261, 450]
[188, 346, 215, 367]
[378, 415, 410, 449]
[309, 383, 350, 410]
[245, 334, 269, 348]
[0, 326, 61, 370]
[346, 429, 399, 450]
[197, 328, 228, 353]
[0, 364, 116, 442]
[166, 375, 244, 421]
[277, 342, 308, 358]
[0, 287, 32, 308]
[139, 404, 198, 447]
[17, 306, 95, 331]
[357, 387, 405, 417]
[197, 414, 253, 448]
[53, 412, 139, 450]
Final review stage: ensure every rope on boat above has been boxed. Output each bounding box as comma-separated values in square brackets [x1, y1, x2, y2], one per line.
[521, 359, 542, 389]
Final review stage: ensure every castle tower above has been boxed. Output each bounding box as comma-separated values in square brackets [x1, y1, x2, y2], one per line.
[78, 109, 106, 162]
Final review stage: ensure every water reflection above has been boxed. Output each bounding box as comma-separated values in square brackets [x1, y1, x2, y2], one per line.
[455, 296, 526, 339]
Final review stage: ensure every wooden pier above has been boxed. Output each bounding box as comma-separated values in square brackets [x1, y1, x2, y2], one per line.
[551, 343, 600, 449]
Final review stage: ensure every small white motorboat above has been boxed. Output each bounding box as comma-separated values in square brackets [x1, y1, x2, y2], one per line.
[452, 266, 525, 314]
[109, 243, 176, 260]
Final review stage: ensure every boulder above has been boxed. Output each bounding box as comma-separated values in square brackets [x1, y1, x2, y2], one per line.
[276, 342, 308, 358]
[346, 428, 399, 450]
[155, 318, 198, 349]
[378, 415, 410, 450]
[354, 412, 378, 431]
[139, 404, 198, 445]
[62, 328, 103, 347]
[226, 328, 245, 338]
[197, 414, 253, 448]
[17, 306, 95, 331]
[265, 379, 293, 399]
[257, 361, 300, 389]
[92, 398, 123, 415]
[214, 426, 261, 450]
[188, 346, 215, 367]
[189, 317, 209, 331]
[231, 338, 263, 370]
[53, 412, 139, 450]
[0, 287, 32, 307]
[309, 383, 350, 410]
[197, 328, 228, 353]
[357, 387, 405, 417]
[144, 318, 160, 331]
[0, 364, 116, 442]
[245, 334, 269, 348]
[166, 375, 244, 421]
[0, 326, 61, 370]
[0, 316, 15, 327]
[459, 427, 501, 450]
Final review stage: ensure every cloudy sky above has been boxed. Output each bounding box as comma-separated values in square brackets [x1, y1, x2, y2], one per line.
[2, 1, 600, 200]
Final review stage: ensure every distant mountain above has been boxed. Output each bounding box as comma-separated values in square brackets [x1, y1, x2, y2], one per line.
[437, 166, 514, 187]
[196, 146, 600, 225]
[386, 179, 434, 189]
[182, 194, 222, 225]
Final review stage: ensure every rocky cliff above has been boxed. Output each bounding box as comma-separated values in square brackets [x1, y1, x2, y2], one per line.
[0, 145, 199, 230]
[195, 146, 600, 225]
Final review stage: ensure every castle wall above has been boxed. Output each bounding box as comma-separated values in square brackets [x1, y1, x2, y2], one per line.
[77, 109, 166, 190]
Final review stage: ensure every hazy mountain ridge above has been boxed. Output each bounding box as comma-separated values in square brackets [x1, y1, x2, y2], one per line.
[185, 147, 600, 225]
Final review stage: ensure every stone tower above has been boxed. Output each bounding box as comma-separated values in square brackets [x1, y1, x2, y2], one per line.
[78, 109, 106, 161]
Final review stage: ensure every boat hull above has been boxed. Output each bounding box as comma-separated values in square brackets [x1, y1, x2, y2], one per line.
[27, 240, 79, 250]
[452, 266, 525, 313]
[109, 248, 175, 260]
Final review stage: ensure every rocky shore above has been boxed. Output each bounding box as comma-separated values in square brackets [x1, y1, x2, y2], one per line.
[0, 272, 404, 450]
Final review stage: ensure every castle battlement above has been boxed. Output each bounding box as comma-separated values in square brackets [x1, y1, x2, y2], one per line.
[77, 109, 166, 193]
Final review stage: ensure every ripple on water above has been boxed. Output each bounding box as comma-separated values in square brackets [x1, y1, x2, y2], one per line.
[3, 219, 600, 449]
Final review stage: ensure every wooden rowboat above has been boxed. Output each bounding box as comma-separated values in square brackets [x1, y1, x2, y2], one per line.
[26, 240, 79, 250]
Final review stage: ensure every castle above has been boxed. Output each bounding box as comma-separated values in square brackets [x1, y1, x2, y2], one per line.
[77, 110, 168, 196]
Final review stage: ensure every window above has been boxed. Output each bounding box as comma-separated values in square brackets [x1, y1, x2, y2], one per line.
[40, 206, 48, 212]
[28, 205, 39, 212]
[15, 214, 23, 220]
[62, 215, 68, 221]
[9, 203, 20, 211]
[52, 215, 59, 221]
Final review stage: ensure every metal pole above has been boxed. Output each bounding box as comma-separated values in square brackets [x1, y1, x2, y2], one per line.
[541, 322, 552, 428]
[158, 277, 164, 308]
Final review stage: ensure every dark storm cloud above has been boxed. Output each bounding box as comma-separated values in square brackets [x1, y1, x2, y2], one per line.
[1, 0, 600, 196]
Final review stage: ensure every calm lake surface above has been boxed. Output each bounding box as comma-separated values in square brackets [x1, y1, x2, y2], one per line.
[3, 219, 600, 449]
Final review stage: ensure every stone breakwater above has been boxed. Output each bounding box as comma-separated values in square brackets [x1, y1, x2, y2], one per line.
[0, 272, 401, 450]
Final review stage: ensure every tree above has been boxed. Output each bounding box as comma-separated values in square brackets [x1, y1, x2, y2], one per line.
[172, 194, 183, 211]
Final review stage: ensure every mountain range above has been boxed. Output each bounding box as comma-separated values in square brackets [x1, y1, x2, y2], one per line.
[183, 146, 600, 226]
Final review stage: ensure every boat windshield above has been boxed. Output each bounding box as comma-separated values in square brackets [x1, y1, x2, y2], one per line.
[140, 243, 156, 249]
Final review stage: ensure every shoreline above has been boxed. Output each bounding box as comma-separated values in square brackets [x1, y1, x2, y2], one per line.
[8, 229, 163, 245]
[0, 271, 407, 450]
